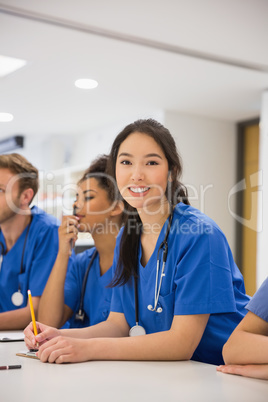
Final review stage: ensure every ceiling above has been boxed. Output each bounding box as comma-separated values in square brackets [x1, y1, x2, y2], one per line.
[0, 0, 268, 140]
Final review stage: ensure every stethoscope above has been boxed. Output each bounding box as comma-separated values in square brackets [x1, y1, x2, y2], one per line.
[0, 215, 33, 307]
[75, 249, 98, 322]
[71, 204, 98, 322]
[129, 212, 173, 337]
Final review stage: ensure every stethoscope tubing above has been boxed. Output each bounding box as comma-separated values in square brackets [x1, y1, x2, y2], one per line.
[0, 244, 4, 272]
[19, 216, 33, 285]
[76, 248, 98, 321]
[0, 215, 33, 302]
[134, 211, 173, 325]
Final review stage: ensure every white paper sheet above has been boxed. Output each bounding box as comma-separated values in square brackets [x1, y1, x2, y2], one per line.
[0, 331, 24, 342]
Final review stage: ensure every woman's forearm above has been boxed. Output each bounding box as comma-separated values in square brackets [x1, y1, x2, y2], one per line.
[223, 330, 268, 365]
[84, 329, 193, 362]
[35, 313, 209, 364]
[60, 314, 129, 339]
[38, 252, 70, 327]
[81, 313, 209, 362]
[0, 297, 39, 330]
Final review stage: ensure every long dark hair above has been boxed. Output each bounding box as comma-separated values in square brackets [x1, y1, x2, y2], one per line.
[107, 119, 189, 286]
[79, 155, 112, 199]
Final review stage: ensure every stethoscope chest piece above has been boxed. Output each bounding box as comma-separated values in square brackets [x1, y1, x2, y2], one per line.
[129, 324, 146, 337]
[11, 291, 24, 307]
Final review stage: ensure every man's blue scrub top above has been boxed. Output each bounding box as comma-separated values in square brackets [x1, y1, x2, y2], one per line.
[64, 247, 112, 328]
[110, 203, 251, 365]
[0, 206, 59, 312]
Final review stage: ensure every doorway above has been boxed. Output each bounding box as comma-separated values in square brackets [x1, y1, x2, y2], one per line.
[236, 119, 260, 296]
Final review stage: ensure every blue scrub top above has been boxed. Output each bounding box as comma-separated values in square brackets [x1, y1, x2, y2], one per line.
[110, 203, 251, 365]
[0, 206, 59, 312]
[64, 247, 112, 328]
[246, 277, 268, 322]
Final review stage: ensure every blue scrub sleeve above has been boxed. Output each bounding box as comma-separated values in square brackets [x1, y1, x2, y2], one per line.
[174, 226, 237, 315]
[28, 225, 59, 297]
[110, 286, 124, 314]
[64, 253, 81, 313]
[246, 277, 268, 322]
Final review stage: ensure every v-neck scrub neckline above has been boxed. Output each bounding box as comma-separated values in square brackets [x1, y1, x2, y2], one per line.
[138, 215, 170, 280]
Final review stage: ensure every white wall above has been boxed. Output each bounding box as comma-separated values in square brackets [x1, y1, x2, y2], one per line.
[69, 111, 165, 167]
[20, 111, 165, 171]
[164, 111, 237, 256]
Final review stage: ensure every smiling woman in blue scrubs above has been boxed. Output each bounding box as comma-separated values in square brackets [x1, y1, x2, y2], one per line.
[24, 119, 250, 365]
[0, 154, 59, 330]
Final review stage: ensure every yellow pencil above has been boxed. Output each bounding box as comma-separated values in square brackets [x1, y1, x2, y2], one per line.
[28, 289, 38, 337]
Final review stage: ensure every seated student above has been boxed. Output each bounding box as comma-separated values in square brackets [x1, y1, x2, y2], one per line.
[0, 153, 59, 330]
[217, 277, 268, 380]
[37, 155, 124, 329]
[24, 119, 250, 365]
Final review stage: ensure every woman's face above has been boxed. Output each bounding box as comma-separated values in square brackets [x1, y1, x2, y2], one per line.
[115, 132, 170, 214]
[74, 177, 114, 233]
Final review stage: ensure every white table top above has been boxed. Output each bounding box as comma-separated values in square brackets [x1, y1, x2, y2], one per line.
[0, 339, 267, 402]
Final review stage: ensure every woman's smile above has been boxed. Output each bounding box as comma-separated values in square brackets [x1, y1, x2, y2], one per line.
[128, 186, 150, 197]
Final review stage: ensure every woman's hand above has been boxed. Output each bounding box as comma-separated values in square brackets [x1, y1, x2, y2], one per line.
[24, 321, 60, 349]
[37, 336, 90, 364]
[58, 215, 80, 256]
[217, 364, 268, 380]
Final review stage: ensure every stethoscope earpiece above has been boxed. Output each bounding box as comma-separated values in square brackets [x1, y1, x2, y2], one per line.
[147, 304, 162, 313]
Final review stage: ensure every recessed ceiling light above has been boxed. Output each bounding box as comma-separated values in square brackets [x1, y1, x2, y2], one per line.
[0, 55, 27, 77]
[0, 113, 14, 122]
[75, 78, 98, 89]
